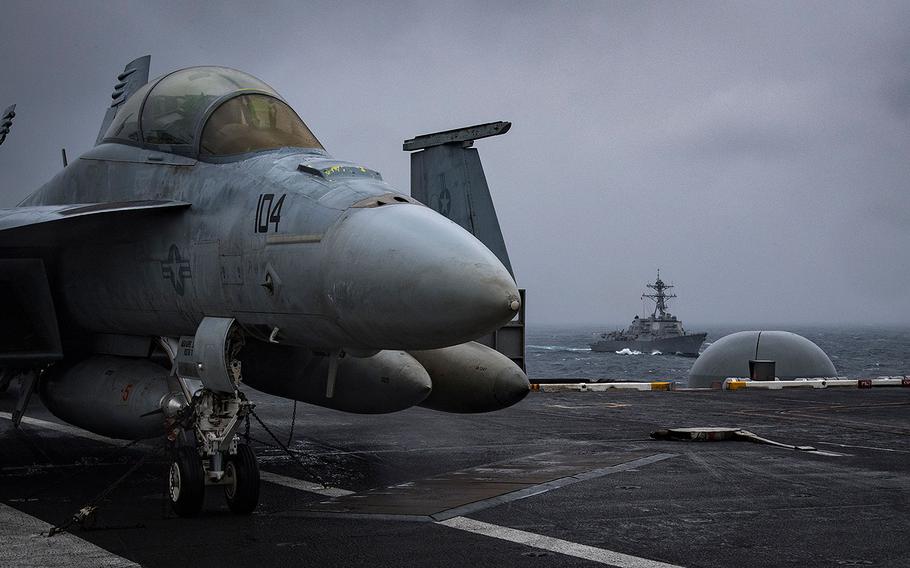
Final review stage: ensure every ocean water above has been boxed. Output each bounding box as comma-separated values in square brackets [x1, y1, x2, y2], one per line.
[526, 324, 910, 385]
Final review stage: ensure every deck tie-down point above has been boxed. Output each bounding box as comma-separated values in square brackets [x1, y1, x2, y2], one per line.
[650, 427, 844, 456]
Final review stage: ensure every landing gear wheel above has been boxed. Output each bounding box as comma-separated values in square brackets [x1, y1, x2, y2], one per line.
[168, 447, 205, 517]
[224, 443, 260, 514]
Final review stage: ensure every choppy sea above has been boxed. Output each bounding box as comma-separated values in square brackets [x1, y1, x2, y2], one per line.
[526, 324, 910, 385]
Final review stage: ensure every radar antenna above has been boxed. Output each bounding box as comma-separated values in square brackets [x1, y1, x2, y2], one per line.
[641, 269, 676, 319]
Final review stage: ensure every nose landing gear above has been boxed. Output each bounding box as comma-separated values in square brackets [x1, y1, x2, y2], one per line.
[166, 440, 260, 517]
[161, 317, 261, 517]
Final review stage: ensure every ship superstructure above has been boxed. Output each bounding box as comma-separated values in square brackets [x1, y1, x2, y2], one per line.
[590, 271, 706, 356]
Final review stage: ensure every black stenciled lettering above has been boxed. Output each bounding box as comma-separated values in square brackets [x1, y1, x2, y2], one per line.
[255, 193, 287, 233]
[269, 194, 286, 231]
[257, 194, 274, 233]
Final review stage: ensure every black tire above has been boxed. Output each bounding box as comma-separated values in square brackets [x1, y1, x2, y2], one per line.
[168, 447, 205, 517]
[224, 443, 260, 515]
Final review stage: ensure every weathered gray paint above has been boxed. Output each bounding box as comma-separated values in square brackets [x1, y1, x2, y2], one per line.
[407, 123, 523, 371]
[240, 340, 432, 414]
[410, 341, 528, 413]
[402, 121, 511, 152]
[0, 61, 528, 434]
[474, 288, 526, 372]
[408, 130, 515, 279]
[10, 141, 519, 351]
[95, 56, 151, 145]
[40, 355, 176, 440]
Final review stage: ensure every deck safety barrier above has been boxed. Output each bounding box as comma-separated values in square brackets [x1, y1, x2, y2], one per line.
[723, 376, 910, 390]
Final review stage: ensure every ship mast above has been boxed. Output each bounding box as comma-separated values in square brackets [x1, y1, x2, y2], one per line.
[641, 269, 676, 319]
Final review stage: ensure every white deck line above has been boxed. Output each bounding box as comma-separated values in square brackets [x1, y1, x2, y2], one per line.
[439, 516, 686, 568]
[0, 412, 129, 445]
[259, 471, 353, 497]
[2, 412, 683, 567]
[0, 503, 140, 568]
[0, 411, 349, 497]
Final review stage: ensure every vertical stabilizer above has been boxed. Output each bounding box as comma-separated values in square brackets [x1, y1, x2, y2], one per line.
[95, 55, 151, 145]
[405, 121, 514, 278]
[0, 104, 15, 147]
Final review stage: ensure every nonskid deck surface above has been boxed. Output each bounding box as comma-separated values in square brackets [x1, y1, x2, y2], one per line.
[2, 386, 909, 567]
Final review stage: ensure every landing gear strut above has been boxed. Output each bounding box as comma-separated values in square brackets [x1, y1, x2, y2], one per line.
[161, 317, 260, 517]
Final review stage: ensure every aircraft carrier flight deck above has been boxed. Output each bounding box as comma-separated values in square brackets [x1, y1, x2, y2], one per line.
[3, 385, 908, 568]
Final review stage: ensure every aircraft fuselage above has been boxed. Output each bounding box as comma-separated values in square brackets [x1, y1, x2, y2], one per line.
[22, 143, 520, 353]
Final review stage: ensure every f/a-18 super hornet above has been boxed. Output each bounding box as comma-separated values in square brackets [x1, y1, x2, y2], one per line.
[0, 56, 527, 517]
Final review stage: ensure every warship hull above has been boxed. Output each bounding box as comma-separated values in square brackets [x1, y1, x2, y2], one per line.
[590, 332, 707, 356]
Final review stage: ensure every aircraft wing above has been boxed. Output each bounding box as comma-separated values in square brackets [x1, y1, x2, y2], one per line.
[0, 199, 190, 365]
[0, 199, 190, 248]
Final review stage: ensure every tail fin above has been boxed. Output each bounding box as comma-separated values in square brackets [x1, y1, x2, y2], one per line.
[0, 104, 15, 147]
[404, 121, 514, 278]
[95, 55, 151, 145]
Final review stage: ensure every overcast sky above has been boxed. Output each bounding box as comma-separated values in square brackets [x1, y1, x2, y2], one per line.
[2, 1, 909, 326]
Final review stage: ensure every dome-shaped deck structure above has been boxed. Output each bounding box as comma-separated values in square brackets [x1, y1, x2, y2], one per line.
[688, 331, 837, 388]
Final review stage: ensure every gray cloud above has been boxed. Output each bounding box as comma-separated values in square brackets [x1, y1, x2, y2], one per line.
[2, 0, 909, 326]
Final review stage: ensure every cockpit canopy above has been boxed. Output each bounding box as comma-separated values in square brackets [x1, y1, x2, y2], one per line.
[103, 66, 323, 158]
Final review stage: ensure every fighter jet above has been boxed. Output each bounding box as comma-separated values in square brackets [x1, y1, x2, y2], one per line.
[0, 56, 528, 517]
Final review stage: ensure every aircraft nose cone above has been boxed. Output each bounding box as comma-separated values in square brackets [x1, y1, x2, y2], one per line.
[325, 205, 519, 350]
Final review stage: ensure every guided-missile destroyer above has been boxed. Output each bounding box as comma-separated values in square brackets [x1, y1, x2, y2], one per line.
[590, 271, 706, 356]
